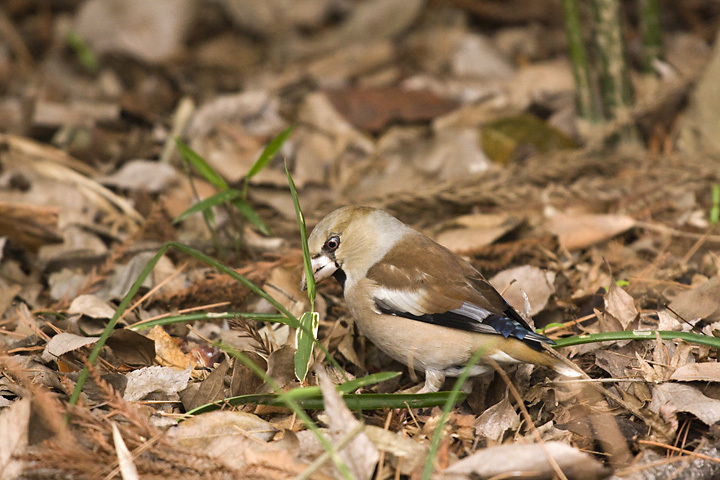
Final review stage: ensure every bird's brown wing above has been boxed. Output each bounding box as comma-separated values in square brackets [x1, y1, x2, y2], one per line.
[365, 233, 553, 348]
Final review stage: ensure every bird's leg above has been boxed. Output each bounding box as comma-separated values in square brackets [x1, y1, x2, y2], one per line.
[418, 369, 445, 393]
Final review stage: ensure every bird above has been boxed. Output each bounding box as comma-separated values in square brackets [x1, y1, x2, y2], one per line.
[302, 206, 581, 392]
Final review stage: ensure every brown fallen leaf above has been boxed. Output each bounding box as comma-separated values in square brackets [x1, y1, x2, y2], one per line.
[318, 367, 379, 480]
[0, 397, 30, 480]
[147, 325, 196, 370]
[489, 265, 556, 316]
[444, 441, 609, 480]
[603, 284, 638, 330]
[671, 362, 720, 382]
[324, 87, 459, 132]
[435, 213, 520, 254]
[545, 213, 635, 250]
[650, 383, 720, 431]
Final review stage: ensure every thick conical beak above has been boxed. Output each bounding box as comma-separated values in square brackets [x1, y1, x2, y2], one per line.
[300, 254, 338, 291]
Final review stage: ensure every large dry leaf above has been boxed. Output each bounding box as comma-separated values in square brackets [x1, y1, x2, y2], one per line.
[147, 325, 196, 369]
[41, 333, 97, 363]
[545, 213, 635, 250]
[123, 365, 192, 402]
[671, 362, 720, 382]
[474, 395, 519, 442]
[68, 294, 117, 319]
[0, 398, 30, 480]
[363, 426, 427, 475]
[179, 357, 229, 411]
[444, 441, 609, 480]
[604, 284, 638, 330]
[668, 276, 720, 323]
[435, 213, 519, 254]
[489, 265, 556, 316]
[168, 410, 277, 446]
[650, 383, 720, 430]
[318, 368, 379, 480]
[106, 329, 155, 367]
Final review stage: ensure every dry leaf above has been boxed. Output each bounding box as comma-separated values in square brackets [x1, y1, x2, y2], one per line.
[545, 213, 635, 250]
[168, 410, 277, 446]
[489, 265, 556, 316]
[671, 362, 720, 382]
[474, 394, 519, 442]
[444, 441, 609, 480]
[147, 325, 196, 369]
[604, 284, 638, 330]
[318, 368, 379, 480]
[363, 425, 427, 475]
[123, 365, 192, 402]
[68, 294, 117, 319]
[668, 276, 720, 324]
[650, 383, 720, 430]
[41, 333, 97, 363]
[435, 213, 519, 254]
[0, 398, 30, 480]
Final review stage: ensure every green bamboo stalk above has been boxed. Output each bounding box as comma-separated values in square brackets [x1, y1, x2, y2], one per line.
[639, 0, 662, 73]
[590, 0, 635, 135]
[561, 0, 602, 124]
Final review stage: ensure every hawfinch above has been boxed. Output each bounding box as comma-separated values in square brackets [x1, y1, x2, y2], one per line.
[303, 206, 581, 392]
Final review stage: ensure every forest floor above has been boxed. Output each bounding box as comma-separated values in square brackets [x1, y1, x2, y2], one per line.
[3, 1, 720, 479]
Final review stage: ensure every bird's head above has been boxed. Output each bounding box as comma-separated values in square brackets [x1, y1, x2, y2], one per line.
[301, 206, 411, 291]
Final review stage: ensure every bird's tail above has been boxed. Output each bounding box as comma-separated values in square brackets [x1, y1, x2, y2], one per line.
[494, 337, 583, 377]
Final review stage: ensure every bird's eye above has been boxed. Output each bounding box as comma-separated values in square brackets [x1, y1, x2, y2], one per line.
[324, 236, 340, 251]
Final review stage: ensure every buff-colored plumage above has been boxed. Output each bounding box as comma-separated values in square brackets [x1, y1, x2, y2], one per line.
[304, 206, 580, 392]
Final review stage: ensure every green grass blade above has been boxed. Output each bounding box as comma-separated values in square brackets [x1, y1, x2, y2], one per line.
[175, 139, 229, 190]
[247, 126, 293, 179]
[553, 330, 720, 349]
[285, 162, 315, 308]
[186, 371, 401, 415]
[231, 198, 270, 235]
[186, 391, 463, 415]
[173, 189, 243, 224]
[295, 311, 319, 382]
[128, 312, 289, 331]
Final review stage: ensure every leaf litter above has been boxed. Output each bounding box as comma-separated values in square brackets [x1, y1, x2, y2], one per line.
[2, 1, 720, 479]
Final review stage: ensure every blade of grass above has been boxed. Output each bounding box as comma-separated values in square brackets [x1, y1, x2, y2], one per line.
[186, 371, 402, 415]
[422, 348, 486, 480]
[286, 161, 315, 309]
[173, 189, 243, 224]
[186, 390, 462, 415]
[247, 126, 293, 179]
[553, 330, 720, 349]
[231, 198, 270, 235]
[129, 312, 289, 330]
[295, 311, 319, 382]
[175, 139, 229, 190]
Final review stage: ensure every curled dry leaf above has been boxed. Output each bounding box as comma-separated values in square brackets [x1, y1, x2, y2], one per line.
[650, 383, 720, 431]
[489, 265, 556, 316]
[671, 362, 720, 382]
[444, 441, 609, 480]
[168, 410, 278, 446]
[68, 294, 116, 319]
[668, 276, 720, 324]
[41, 333, 97, 363]
[318, 368, 379, 480]
[474, 394, 519, 442]
[435, 213, 520, 254]
[0, 397, 30, 480]
[545, 213, 635, 250]
[604, 284, 638, 330]
[122, 365, 192, 402]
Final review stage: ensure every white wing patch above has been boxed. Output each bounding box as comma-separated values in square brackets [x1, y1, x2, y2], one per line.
[373, 288, 431, 317]
[451, 302, 493, 322]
